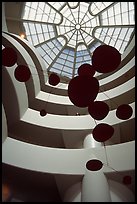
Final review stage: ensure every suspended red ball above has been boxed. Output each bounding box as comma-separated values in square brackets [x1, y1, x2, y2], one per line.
[49, 73, 60, 86]
[93, 123, 114, 142]
[14, 65, 31, 82]
[78, 63, 95, 77]
[86, 159, 103, 171]
[92, 45, 121, 73]
[116, 104, 133, 120]
[2, 47, 17, 67]
[88, 101, 109, 120]
[122, 176, 132, 185]
[68, 75, 99, 107]
[40, 109, 47, 116]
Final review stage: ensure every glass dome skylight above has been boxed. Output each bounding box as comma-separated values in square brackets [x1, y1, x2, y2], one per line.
[22, 2, 135, 79]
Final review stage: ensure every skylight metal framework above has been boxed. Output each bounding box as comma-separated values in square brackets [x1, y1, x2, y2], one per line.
[22, 2, 135, 79]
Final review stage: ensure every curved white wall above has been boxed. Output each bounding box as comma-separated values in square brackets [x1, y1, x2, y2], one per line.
[35, 75, 135, 105]
[2, 64, 28, 119]
[2, 138, 135, 175]
[99, 57, 135, 86]
[6, 32, 48, 84]
[3, 33, 41, 96]
[2, 2, 8, 32]
[21, 102, 134, 130]
[2, 104, 8, 143]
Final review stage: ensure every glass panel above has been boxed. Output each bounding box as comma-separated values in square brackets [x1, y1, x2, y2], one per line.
[129, 10, 135, 24]
[129, 2, 134, 10]
[114, 3, 120, 14]
[122, 13, 129, 24]
[35, 24, 42, 33]
[115, 15, 122, 24]
[121, 2, 128, 12]
[32, 35, 39, 45]
[38, 34, 44, 43]
[37, 47, 46, 56]
[23, 7, 30, 19]
[42, 24, 48, 32]
[29, 9, 36, 20]
[50, 67, 61, 74]
[23, 23, 30, 35]
[108, 17, 115, 25]
[28, 23, 36, 34]
[50, 32, 55, 38]
[31, 2, 38, 9]
[26, 36, 33, 44]
[44, 55, 52, 64]
[26, 2, 31, 7]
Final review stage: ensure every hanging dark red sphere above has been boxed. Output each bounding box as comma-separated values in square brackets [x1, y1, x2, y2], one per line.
[2, 47, 17, 67]
[122, 175, 132, 185]
[93, 123, 114, 142]
[116, 104, 133, 120]
[92, 45, 121, 73]
[88, 101, 109, 120]
[86, 159, 103, 171]
[78, 63, 95, 77]
[40, 109, 47, 116]
[14, 65, 31, 82]
[68, 75, 99, 107]
[49, 73, 60, 86]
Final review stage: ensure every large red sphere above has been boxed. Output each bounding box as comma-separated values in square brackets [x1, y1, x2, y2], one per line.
[92, 45, 121, 73]
[122, 175, 132, 185]
[93, 123, 114, 142]
[2, 47, 17, 67]
[88, 101, 109, 120]
[68, 75, 99, 107]
[78, 63, 95, 77]
[116, 104, 133, 120]
[86, 159, 103, 171]
[14, 65, 31, 82]
[49, 73, 60, 86]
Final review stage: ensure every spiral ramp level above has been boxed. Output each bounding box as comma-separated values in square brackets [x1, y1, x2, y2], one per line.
[2, 2, 135, 202]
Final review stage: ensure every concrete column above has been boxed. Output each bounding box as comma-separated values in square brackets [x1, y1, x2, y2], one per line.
[81, 169, 111, 202]
[83, 133, 102, 148]
[63, 182, 81, 202]
[82, 134, 111, 202]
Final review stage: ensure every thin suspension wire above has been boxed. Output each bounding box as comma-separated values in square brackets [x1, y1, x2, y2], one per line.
[103, 142, 109, 166]
[43, 83, 63, 111]
[99, 87, 119, 107]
